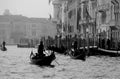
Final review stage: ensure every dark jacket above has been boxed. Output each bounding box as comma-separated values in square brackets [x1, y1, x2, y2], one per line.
[73, 41, 77, 50]
[2, 41, 6, 47]
[38, 41, 44, 55]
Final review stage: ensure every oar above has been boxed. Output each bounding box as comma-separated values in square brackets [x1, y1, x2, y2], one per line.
[30, 48, 35, 57]
[52, 51, 60, 65]
[54, 59, 60, 65]
[44, 50, 60, 65]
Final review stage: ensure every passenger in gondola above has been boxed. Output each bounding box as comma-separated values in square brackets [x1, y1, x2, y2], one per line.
[37, 41, 45, 57]
[71, 41, 78, 55]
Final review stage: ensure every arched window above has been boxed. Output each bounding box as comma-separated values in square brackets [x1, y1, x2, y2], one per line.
[101, 11, 106, 24]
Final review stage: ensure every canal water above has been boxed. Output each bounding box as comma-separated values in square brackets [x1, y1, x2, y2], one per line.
[0, 45, 120, 79]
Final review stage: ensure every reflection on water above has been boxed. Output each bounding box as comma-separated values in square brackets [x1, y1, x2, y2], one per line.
[0, 45, 120, 79]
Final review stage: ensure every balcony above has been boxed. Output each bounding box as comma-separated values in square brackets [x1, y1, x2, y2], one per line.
[52, 0, 68, 5]
[97, 3, 110, 12]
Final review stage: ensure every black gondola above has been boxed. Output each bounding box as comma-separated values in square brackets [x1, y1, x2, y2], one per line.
[47, 45, 67, 54]
[1, 47, 7, 51]
[97, 48, 120, 57]
[30, 50, 56, 65]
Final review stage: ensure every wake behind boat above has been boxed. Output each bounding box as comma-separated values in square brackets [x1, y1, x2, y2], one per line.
[30, 50, 56, 65]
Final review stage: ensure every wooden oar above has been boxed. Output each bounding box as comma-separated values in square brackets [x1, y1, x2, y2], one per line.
[54, 59, 60, 65]
[44, 50, 60, 65]
[52, 51, 60, 65]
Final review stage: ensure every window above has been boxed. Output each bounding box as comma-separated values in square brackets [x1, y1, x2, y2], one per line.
[68, 10, 73, 19]
[101, 11, 106, 24]
[77, 7, 81, 27]
[68, 24, 74, 33]
[91, 0, 97, 10]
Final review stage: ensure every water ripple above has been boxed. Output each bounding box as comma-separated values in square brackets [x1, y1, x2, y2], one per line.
[0, 46, 120, 79]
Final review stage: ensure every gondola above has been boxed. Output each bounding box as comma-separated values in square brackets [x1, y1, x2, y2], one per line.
[69, 48, 86, 61]
[30, 50, 56, 65]
[0, 47, 7, 51]
[47, 45, 66, 54]
[97, 47, 120, 56]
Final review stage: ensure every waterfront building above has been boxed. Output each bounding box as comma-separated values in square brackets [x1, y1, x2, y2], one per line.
[97, 0, 120, 49]
[52, 0, 120, 50]
[78, 0, 97, 47]
[0, 11, 56, 45]
[52, 0, 97, 48]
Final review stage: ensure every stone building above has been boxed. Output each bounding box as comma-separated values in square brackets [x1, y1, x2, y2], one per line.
[52, 0, 120, 49]
[0, 14, 56, 45]
[52, 0, 97, 48]
[97, 0, 120, 49]
[78, 0, 97, 47]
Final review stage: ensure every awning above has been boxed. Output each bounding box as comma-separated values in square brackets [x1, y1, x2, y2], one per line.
[110, 26, 118, 30]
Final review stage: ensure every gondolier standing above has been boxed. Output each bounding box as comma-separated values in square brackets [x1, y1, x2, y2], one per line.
[2, 41, 6, 48]
[0, 41, 7, 51]
[38, 41, 45, 57]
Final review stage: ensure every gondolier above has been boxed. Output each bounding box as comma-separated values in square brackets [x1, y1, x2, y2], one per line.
[1, 41, 7, 51]
[30, 40, 56, 65]
[38, 41, 45, 57]
[2, 41, 6, 47]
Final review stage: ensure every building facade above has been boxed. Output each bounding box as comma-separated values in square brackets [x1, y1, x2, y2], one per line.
[52, 0, 120, 49]
[0, 15, 56, 45]
[97, 0, 120, 49]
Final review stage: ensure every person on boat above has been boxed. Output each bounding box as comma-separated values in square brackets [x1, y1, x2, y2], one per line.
[60, 43, 65, 53]
[38, 41, 45, 57]
[107, 39, 110, 49]
[1, 41, 7, 51]
[102, 39, 105, 49]
[2, 41, 6, 48]
[71, 41, 78, 55]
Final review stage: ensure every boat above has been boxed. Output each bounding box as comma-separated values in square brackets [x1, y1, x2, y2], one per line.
[30, 50, 56, 65]
[69, 48, 86, 61]
[97, 47, 120, 56]
[0, 47, 7, 51]
[47, 45, 67, 54]
[17, 43, 35, 48]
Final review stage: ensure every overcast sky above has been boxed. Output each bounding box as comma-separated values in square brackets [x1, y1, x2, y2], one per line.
[0, 0, 53, 18]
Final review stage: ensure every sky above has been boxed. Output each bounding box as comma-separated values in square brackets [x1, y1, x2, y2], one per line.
[0, 0, 53, 18]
